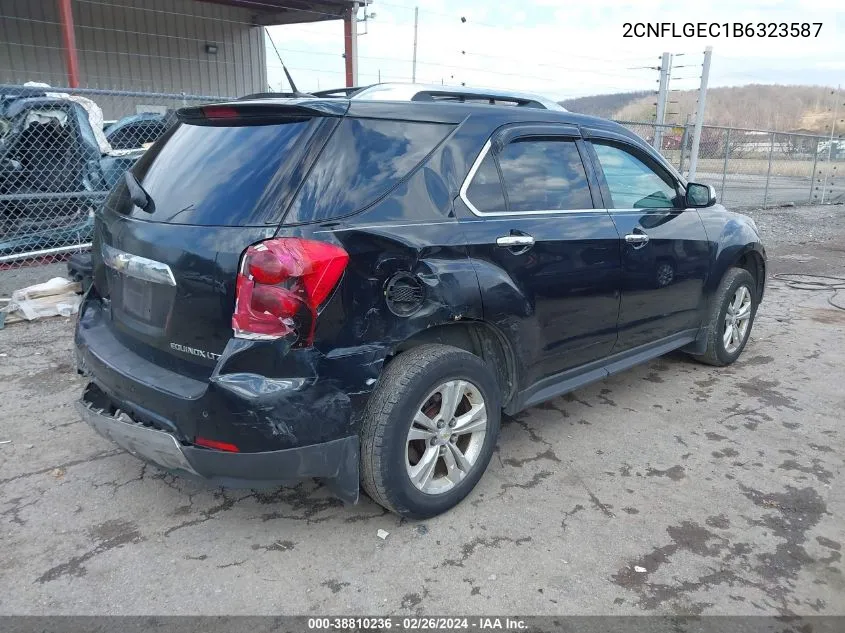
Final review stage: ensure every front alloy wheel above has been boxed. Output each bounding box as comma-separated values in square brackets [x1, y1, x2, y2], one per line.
[723, 285, 752, 354]
[692, 266, 758, 366]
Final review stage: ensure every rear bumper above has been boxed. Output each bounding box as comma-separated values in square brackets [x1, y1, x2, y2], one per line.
[74, 293, 380, 454]
[77, 390, 360, 502]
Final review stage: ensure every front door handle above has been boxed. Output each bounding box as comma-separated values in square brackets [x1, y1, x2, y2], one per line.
[624, 233, 650, 248]
[496, 235, 535, 248]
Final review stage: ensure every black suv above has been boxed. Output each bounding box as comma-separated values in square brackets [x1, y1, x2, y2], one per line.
[75, 84, 766, 518]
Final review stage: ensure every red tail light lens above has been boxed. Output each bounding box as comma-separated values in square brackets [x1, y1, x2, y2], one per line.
[232, 238, 349, 345]
[195, 436, 240, 452]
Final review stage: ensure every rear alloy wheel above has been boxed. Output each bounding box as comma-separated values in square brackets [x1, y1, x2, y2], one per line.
[360, 344, 501, 518]
[405, 379, 488, 495]
[693, 267, 758, 366]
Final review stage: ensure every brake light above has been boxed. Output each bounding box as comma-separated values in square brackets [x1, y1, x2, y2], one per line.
[232, 238, 349, 345]
[201, 105, 239, 119]
[195, 436, 240, 452]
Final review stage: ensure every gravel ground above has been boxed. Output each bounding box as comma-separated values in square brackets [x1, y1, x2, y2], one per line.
[0, 205, 843, 616]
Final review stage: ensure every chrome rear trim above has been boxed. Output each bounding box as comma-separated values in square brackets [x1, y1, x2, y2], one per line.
[102, 243, 177, 286]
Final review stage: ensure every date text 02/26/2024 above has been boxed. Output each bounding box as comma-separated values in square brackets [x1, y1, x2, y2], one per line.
[623, 22, 822, 38]
[307, 617, 528, 630]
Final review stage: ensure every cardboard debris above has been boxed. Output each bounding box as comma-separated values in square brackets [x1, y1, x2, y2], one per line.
[12, 276, 80, 301]
[0, 277, 81, 328]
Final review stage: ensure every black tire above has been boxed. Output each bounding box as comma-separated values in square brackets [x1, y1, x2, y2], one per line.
[692, 267, 758, 366]
[360, 344, 501, 519]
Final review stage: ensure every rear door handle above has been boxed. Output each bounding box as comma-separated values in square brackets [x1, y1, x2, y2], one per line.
[496, 235, 535, 247]
[624, 233, 650, 248]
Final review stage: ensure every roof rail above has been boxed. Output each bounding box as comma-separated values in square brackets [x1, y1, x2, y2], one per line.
[350, 83, 566, 111]
[410, 89, 546, 109]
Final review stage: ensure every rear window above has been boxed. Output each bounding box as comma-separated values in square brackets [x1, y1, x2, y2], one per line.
[130, 119, 313, 226]
[284, 118, 454, 223]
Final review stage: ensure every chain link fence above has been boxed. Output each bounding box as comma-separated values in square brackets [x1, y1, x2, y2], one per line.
[1, 84, 225, 270]
[616, 121, 845, 208]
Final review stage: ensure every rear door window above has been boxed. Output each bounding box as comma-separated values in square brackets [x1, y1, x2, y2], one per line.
[285, 118, 454, 223]
[464, 138, 594, 213]
[499, 139, 593, 211]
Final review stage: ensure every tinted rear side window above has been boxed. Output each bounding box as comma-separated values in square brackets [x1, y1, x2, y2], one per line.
[285, 118, 454, 223]
[497, 139, 593, 211]
[465, 153, 507, 213]
[130, 120, 313, 226]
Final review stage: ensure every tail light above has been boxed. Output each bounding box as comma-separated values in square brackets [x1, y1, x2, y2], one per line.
[232, 238, 349, 345]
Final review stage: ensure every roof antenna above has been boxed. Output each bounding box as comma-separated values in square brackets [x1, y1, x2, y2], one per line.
[264, 26, 301, 95]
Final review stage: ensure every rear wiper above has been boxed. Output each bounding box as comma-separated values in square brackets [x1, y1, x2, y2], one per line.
[124, 171, 155, 213]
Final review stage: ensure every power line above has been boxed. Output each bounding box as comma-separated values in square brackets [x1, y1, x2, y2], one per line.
[272, 45, 657, 82]
[456, 50, 659, 76]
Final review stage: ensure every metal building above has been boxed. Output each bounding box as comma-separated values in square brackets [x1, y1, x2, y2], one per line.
[0, 0, 361, 104]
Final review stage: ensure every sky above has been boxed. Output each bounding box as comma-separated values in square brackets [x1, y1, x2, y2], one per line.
[266, 0, 845, 100]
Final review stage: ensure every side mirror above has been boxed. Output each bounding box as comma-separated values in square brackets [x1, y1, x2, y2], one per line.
[686, 182, 716, 208]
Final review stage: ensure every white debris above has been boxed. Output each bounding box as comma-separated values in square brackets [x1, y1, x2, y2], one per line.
[488, 574, 497, 580]
[12, 277, 79, 302]
[1, 277, 81, 326]
[377, 529, 389, 540]
[0, 440, 11, 445]
[634, 566, 647, 573]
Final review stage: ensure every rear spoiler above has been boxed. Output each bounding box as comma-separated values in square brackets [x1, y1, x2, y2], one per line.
[311, 86, 371, 98]
[177, 100, 349, 124]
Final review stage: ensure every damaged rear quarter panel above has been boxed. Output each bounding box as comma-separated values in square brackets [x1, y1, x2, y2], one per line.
[286, 131, 487, 423]
[202, 126, 488, 450]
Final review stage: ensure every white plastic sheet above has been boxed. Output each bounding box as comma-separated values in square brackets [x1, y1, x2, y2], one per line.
[2, 277, 81, 324]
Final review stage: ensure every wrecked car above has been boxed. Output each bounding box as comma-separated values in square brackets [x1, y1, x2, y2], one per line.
[74, 83, 766, 518]
[104, 110, 177, 150]
[0, 90, 142, 258]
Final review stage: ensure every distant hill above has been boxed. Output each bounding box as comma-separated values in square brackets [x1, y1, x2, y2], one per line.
[559, 91, 651, 120]
[562, 84, 841, 134]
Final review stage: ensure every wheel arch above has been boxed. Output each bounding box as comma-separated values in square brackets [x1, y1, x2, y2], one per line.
[733, 248, 766, 302]
[711, 245, 766, 301]
[384, 320, 518, 410]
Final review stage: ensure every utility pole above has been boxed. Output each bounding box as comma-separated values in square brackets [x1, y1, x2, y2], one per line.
[343, 1, 359, 87]
[411, 6, 418, 83]
[687, 46, 712, 181]
[653, 52, 672, 151]
[820, 85, 841, 204]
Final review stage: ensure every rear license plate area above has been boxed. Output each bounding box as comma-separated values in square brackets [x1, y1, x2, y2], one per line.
[122, 276, 155, 321]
